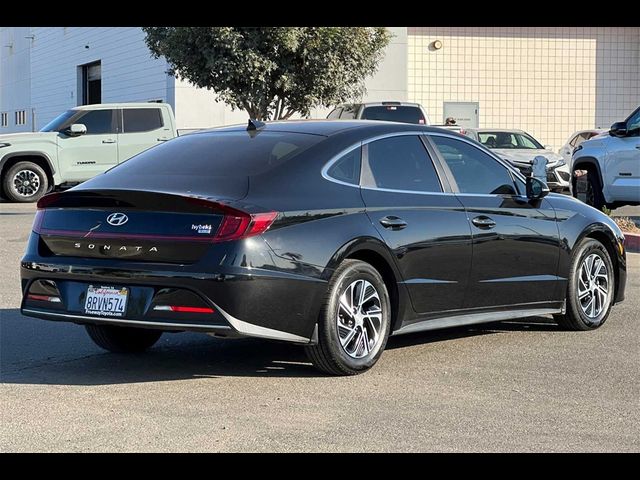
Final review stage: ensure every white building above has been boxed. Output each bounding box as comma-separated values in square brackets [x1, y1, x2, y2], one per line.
[1, 26, 639, 150]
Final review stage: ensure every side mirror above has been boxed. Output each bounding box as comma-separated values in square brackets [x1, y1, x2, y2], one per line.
[526, 176, 550, 200]
[609, 121, 627, 137]
[65, 123, 87, 136]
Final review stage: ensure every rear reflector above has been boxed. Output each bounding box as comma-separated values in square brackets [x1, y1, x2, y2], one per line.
[153, 305, 214, 314]
[27, 294, 61, 303]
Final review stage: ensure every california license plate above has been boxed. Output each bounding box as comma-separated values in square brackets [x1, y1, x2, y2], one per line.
[84, 286, 128, 317]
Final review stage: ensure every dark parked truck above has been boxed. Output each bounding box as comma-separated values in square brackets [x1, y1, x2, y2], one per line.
[21, 120, 627, 375]
[0, 103, 177, 202]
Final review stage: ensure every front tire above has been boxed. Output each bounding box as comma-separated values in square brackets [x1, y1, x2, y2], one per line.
[2, 161, 49, 203]
[305, 259, 391, 375]
[85, 324, 163, 353]
[555, 238, 615, 331]
[574, 168, 605, 210]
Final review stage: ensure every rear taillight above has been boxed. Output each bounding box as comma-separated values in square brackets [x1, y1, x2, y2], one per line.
[36, 192, 61, 209]
[185, 198, 278, 242]
[153, 305, 214, 313]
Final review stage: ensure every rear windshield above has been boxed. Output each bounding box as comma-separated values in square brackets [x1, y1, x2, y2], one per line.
[361, 106, 426, 124]
[107, 131, 324, 177]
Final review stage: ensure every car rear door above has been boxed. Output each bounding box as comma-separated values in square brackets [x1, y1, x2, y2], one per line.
[359, 133, 472, 315]
[117, 107, 170, 163]
[427, 133, 561, 309]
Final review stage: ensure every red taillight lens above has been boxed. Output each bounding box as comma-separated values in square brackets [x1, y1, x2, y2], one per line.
[214, 211, 277, 241]
[36, 192, 60, 209]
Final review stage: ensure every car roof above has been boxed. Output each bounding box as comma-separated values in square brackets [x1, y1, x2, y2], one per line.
[73, 103, 169, 110]
[194, 119, 450, 138]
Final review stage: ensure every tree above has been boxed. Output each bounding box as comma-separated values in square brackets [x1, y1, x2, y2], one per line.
[142, 27, 391, 120]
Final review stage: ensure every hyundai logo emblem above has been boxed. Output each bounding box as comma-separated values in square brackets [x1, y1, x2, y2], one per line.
[106, 212, 129, 226]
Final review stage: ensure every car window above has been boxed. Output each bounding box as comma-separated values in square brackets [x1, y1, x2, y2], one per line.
[327, 108, 342, 120]
[626, 107, 640, 135]
[431, 136, 517, 195]
[365, 136, 441, 193]
[573, 133, 591, 147]
[76, 110, 116, 134]
[122, 108, 164, 133]
[361, 106, 426, 125]
[340, 105, 359, 120]
[569, 134, 581, 147]
[479, 132, 543, 149]
[326, 147, 361, 185]
[108, 131, 323, 176]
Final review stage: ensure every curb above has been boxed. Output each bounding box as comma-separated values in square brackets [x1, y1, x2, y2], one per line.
[623, 232, 640, 253]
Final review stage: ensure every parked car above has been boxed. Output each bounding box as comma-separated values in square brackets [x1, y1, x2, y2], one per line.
[0, 103, 178, 203]
[327, 101, 431, 125]
[21, 120, 626, 375]
[559, 129, 607, 162]
[464, 128, 571, 192]
[571, 106, 640, 209]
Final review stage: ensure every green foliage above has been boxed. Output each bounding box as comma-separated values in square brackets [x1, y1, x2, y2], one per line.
[601, 206, 612, 216]
[142, 27, 391, 120]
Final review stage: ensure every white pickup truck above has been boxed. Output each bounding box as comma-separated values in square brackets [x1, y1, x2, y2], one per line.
[0, 102, 177, 202]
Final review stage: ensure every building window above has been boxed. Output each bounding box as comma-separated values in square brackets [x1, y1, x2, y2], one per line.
[81, 61, 101, 105]
[15, 110, 26, 126]
[0, 112, 8, 127]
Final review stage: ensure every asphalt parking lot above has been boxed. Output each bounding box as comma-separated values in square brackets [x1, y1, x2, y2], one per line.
[1, 200, 638, 452]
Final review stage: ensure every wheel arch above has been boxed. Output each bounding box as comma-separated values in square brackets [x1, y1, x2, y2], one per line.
[0, 152, 56, 190]
[571, 156, 603, 192]
[575, 223, 624, 304]
[326, 237, 408, 332]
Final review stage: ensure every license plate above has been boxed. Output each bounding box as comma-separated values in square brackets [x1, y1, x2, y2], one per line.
[84, 285, 128, 317]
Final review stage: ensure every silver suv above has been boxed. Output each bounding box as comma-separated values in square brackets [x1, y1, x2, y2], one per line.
[571, 106, 640, 209]
[327, 102, 431, 125]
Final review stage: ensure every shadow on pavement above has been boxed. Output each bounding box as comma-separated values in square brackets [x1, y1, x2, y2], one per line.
[1, 307, 560, 386]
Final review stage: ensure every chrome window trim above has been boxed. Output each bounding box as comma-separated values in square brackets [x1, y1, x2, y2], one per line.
[321, 129, 530, 198]
[321, 143, 363, 188]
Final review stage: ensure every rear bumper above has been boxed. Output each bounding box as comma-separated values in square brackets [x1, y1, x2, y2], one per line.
[20, 239, 328, 344]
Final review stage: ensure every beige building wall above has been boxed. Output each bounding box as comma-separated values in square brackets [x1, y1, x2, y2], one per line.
[408, 27, 640, 150]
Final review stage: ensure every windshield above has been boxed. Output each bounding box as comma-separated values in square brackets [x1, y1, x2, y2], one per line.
[106, 130, 324, 177]
[40, 109, 81, 132]
[477, 131, 544, 150]
[361, 106, 426, 124]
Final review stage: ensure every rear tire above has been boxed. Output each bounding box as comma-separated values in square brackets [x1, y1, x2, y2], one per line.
[305, 259, 391, 375]
[555, 238, 615, 331]
[85, 324, 163, 353]
[2, 161, 49, 203]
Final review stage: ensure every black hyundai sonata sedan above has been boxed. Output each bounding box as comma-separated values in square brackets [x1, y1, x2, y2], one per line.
[20, 120, 627, 375]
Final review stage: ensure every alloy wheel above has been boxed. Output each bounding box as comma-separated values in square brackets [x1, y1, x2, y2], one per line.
[12, 169, 41, 198]
[577, 253, 611, 320]
[336, 279, 383, 359]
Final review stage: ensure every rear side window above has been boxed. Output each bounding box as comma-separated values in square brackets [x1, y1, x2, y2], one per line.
[123, 108, 164, 133]
[77, 109, 116, 134]
[431, 136, 516, 195]
[365, 136, 441, 193]
[109, 131, 323, 177]
[326, 147, 361, 185]
[340, 105, 359, 119]
[361, 106, 425, 125]
[327, 108, 342, 119]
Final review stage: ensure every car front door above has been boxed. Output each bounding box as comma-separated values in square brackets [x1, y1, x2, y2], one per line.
[427, 134, 561, 309]
[359, 134, 472, 316]
[605, 108, 640, 202]
[117, 107, 170, 163]
[56, 109, 118, 182]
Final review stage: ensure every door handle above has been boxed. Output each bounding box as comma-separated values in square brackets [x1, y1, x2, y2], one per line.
[635, 145, 640, 149]
[102, 139, 116, 144]
[157, 137, 170, 142]
[379, 216, 407, 230]
[472, 216, 496, 229]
